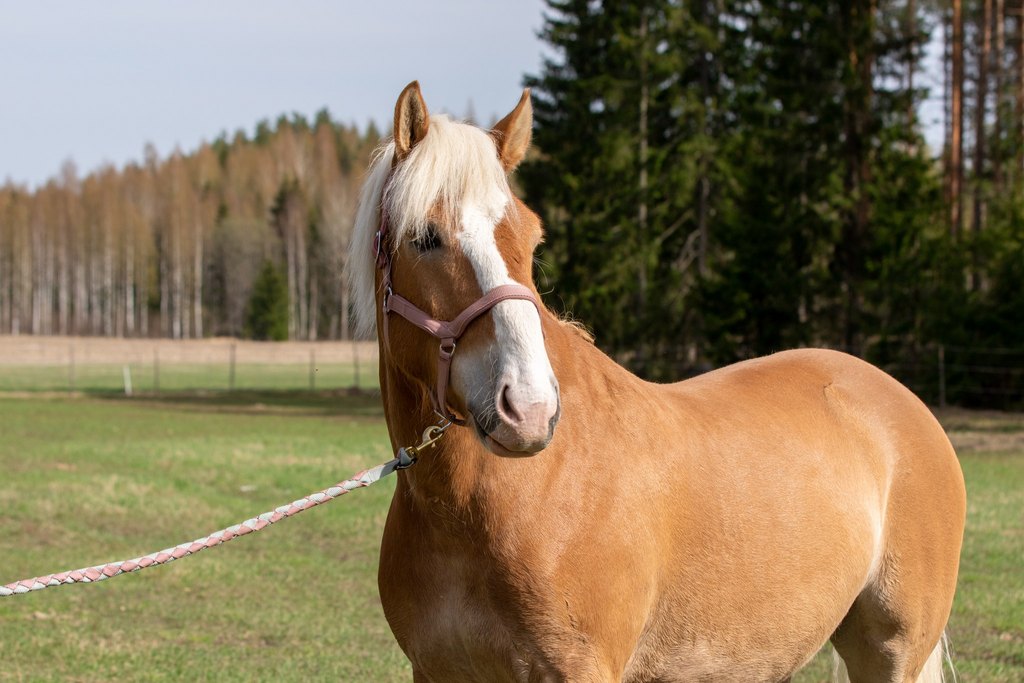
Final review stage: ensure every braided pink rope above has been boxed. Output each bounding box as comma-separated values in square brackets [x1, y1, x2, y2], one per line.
[1, 453, 410, 597]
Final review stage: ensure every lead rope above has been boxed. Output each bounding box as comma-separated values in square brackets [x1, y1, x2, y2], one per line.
[0, 423, 448, 597]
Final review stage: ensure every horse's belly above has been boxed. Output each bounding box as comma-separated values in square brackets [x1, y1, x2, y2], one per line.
[626, 643, 810, 683]
[622, 503, 878, 681]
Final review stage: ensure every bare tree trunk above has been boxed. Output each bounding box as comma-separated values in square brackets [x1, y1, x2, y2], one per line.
[125, 230, 135, 336]
[30, 221, 41, 334]
[297, 228, 308, 341]
[160, 243, 170, 338]
[1017, 8, 1024, 184]
[841, 0, 876, 355]
[308, 267, 319, 341]
[44, 228, 55, 335]
[951, 0, 965, 236]
[114, 233, 123, 338]
[172, 221, 183, 339]
[287, 231, 297, 340]
[908, 0, 916, 122]
[0, 228, 7, 333]
[12, 232, 22, 335]
[696, 0, 712, 277]
[635, 6, 649, 370]
[339, 270, 350, 340]
[0, 255, 6, 335]
[103, 220, 114, 335]
[944, 1, 953, 217]
[972, 0, 992, 291]
[89, 229, 101, 335]
[994, 0, 1006, 190]
[58, 227, 69, 334]
[74, 242, 87, 334]
[139, 243, 149, 337]
[193, 221, 203, 338]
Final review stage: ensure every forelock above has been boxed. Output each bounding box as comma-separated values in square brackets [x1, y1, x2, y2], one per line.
[386, 115, 512, 241]
[348, 114, 513, 338]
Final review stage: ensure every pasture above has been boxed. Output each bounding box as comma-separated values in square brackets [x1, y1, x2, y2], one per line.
[0, 385, 1021, 680]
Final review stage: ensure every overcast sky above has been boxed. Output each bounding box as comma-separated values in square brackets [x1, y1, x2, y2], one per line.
[2, 2, 945, 189]
[0, 0, 549, 187]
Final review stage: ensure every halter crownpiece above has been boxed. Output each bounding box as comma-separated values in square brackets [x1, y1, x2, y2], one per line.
[374, 201, 541, 424]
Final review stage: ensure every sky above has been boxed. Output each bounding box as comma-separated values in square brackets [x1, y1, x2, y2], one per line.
[2, 1, 946, 189]
[0, 0, 550, 187]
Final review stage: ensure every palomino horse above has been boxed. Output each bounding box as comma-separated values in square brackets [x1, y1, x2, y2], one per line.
[349, 82, 966, 683]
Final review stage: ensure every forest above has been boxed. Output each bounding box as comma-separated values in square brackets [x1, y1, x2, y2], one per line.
[1, 0, 1023, 407]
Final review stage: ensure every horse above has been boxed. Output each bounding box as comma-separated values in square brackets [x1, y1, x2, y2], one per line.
[348, 81, 966, 683]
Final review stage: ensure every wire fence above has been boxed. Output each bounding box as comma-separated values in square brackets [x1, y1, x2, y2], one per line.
[877, 344, 1024, 411]
[1, 336, 1021, 409]
[0, 337, 379, 395]
[620, 342, 1024, 412]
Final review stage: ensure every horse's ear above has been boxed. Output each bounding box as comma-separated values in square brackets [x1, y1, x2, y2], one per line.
[491, 89, 532, 172]
[394, 81, 430, 161]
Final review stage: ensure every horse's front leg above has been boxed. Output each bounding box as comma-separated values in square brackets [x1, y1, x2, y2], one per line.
[525, 658, 622, 683]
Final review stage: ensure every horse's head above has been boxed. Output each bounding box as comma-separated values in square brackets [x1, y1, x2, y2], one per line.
[351, 82, 559, 456]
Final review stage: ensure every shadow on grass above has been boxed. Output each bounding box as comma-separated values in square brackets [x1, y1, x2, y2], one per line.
[92, 388, 386, 418]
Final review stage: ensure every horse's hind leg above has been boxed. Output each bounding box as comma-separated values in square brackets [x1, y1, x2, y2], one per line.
[830, 569, 953, 683]
[832, 417, 963, 683]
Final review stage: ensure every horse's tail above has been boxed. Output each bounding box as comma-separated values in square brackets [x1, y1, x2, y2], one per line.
[915, 632, 957, 683]
[830, 632, 956, 683]
[830, 646, 849, 683]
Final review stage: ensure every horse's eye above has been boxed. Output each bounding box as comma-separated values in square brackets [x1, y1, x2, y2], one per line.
[412, 224, 443, 253]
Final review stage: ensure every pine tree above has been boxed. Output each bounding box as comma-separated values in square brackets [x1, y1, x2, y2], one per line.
[522, 0, 719, 376]
[245, 260, 289, 341]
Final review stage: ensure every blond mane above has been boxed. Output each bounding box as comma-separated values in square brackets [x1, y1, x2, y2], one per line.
[348, 115, 513, 338]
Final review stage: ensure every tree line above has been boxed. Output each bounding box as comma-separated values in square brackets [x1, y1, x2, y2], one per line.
[0, 113, 380, 341]
[2, 0, 1023, 407]
[520, 0, 1024, 407]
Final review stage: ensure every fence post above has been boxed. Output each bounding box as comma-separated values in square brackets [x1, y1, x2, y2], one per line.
[229, 342, 236, 391]
[938, 344, 946, 408]
[68, 344, 76, 393]
[154, 348, 160, 395]
[309, 347, 316, 391]
[122, 365, 133, 397]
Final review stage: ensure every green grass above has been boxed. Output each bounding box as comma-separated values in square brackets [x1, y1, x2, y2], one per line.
[1, 395, 1021, 681]
[0, 394, 406, 682]
[0, 362, 379, 394]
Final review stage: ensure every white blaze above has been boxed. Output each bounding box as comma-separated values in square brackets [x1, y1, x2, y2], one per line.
[455, 202, 555, 411]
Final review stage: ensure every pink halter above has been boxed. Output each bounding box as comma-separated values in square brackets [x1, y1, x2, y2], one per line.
[374, 201, 541, 424]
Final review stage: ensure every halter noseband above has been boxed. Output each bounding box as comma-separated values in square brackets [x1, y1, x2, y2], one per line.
[374, 200, 541, 425]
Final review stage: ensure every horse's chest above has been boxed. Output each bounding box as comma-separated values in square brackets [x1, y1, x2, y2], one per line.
[383, 553, 535, 682]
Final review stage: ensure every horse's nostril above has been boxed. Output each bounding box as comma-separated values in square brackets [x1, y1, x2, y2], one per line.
[500, 385, 522, 423]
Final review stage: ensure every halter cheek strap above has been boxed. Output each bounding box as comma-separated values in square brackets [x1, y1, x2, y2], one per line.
[375, 204, 543, 424]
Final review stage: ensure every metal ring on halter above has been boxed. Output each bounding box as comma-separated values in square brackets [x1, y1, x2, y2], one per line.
[382, 285, 393, 312]
[440, 340, 456, 355]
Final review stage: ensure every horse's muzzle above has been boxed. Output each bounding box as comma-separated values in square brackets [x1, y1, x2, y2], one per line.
[474, 380, 560, 455]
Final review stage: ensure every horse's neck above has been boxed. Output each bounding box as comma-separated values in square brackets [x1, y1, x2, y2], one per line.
[379, 315, 626, 515]
[379, 346, 488, 511]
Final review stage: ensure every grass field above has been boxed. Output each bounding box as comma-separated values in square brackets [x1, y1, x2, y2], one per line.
[0, 391, 1021, 681]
